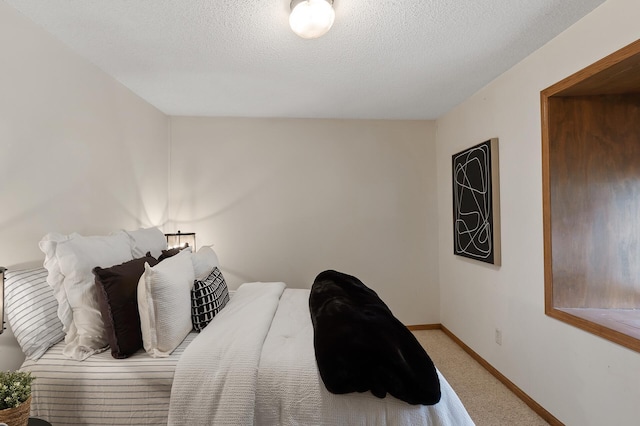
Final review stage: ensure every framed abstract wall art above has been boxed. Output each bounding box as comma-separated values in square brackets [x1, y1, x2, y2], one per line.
[452, 138, 501, 265]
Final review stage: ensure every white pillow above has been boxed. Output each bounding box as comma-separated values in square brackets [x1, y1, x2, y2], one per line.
[138, 249, 195, 357]
[40, 232, 134, 360]
[39, 232, 78, 333]
[4, 267, 65, 360]
[123, 227, 167, 258]
[191, 245, 220, 281]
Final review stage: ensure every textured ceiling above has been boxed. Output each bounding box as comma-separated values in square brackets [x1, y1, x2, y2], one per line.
[5, 0, 606, 119]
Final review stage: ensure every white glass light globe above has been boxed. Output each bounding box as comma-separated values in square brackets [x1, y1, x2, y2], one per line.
[289, 0, 335, 39]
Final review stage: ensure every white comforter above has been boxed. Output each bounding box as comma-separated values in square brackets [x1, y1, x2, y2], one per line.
[168, 283, 474, 426]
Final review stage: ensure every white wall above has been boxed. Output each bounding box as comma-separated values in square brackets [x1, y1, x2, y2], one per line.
[169, 117, 439, 326]
[435, 0, 640, 424]
[5, 1, 637, 421]
[0, 3, 169, 371]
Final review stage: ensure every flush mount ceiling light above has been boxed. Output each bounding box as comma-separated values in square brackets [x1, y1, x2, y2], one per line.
[289, 0, 335, 39]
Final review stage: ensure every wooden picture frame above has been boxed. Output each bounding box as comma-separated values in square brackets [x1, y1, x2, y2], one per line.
[452, 138, 501, 265]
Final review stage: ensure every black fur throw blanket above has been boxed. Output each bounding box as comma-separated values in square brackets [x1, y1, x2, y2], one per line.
[309, 270, 441, 406]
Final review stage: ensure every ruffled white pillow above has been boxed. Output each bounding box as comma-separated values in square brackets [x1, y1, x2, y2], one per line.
[39, 232, 134, 360]
[39, 232, 78, 334]
[123, 227, 167, 259]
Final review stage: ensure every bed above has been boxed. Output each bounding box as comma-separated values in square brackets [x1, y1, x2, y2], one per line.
[20, 333, 197, 424]
[5, 228, 475, 425]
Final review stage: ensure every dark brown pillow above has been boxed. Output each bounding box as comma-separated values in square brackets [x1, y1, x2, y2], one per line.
[93, 255, 158, 359]
[158, 247, 182, 262]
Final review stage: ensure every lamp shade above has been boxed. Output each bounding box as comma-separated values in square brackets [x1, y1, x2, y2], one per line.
[165, 231, 196, 251]
[290, 0, 335, 39]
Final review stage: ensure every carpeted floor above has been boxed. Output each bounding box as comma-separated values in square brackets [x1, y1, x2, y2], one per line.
[413, 330, 549, 426]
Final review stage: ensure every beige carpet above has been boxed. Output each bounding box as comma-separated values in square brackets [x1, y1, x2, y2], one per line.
[413, 330, 549, 426]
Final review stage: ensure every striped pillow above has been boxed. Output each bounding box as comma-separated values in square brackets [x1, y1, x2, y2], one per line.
[4, 267, 65, 360]
[191, 267, 230, 332]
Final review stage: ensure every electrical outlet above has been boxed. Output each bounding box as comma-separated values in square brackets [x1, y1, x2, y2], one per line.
[495, 328, 502, 345]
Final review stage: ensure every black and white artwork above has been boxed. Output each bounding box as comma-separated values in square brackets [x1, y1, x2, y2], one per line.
[452, 138, 501, 265]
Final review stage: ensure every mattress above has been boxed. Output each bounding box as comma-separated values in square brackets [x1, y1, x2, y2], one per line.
[20, 332, 197, 425]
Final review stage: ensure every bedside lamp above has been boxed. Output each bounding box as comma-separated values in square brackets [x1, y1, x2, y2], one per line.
[165, 231, 196, 251]
[1, 267, 5, 334]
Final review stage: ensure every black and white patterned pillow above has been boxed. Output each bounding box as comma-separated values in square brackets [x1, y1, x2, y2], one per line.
[191, 267, 230, 332]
